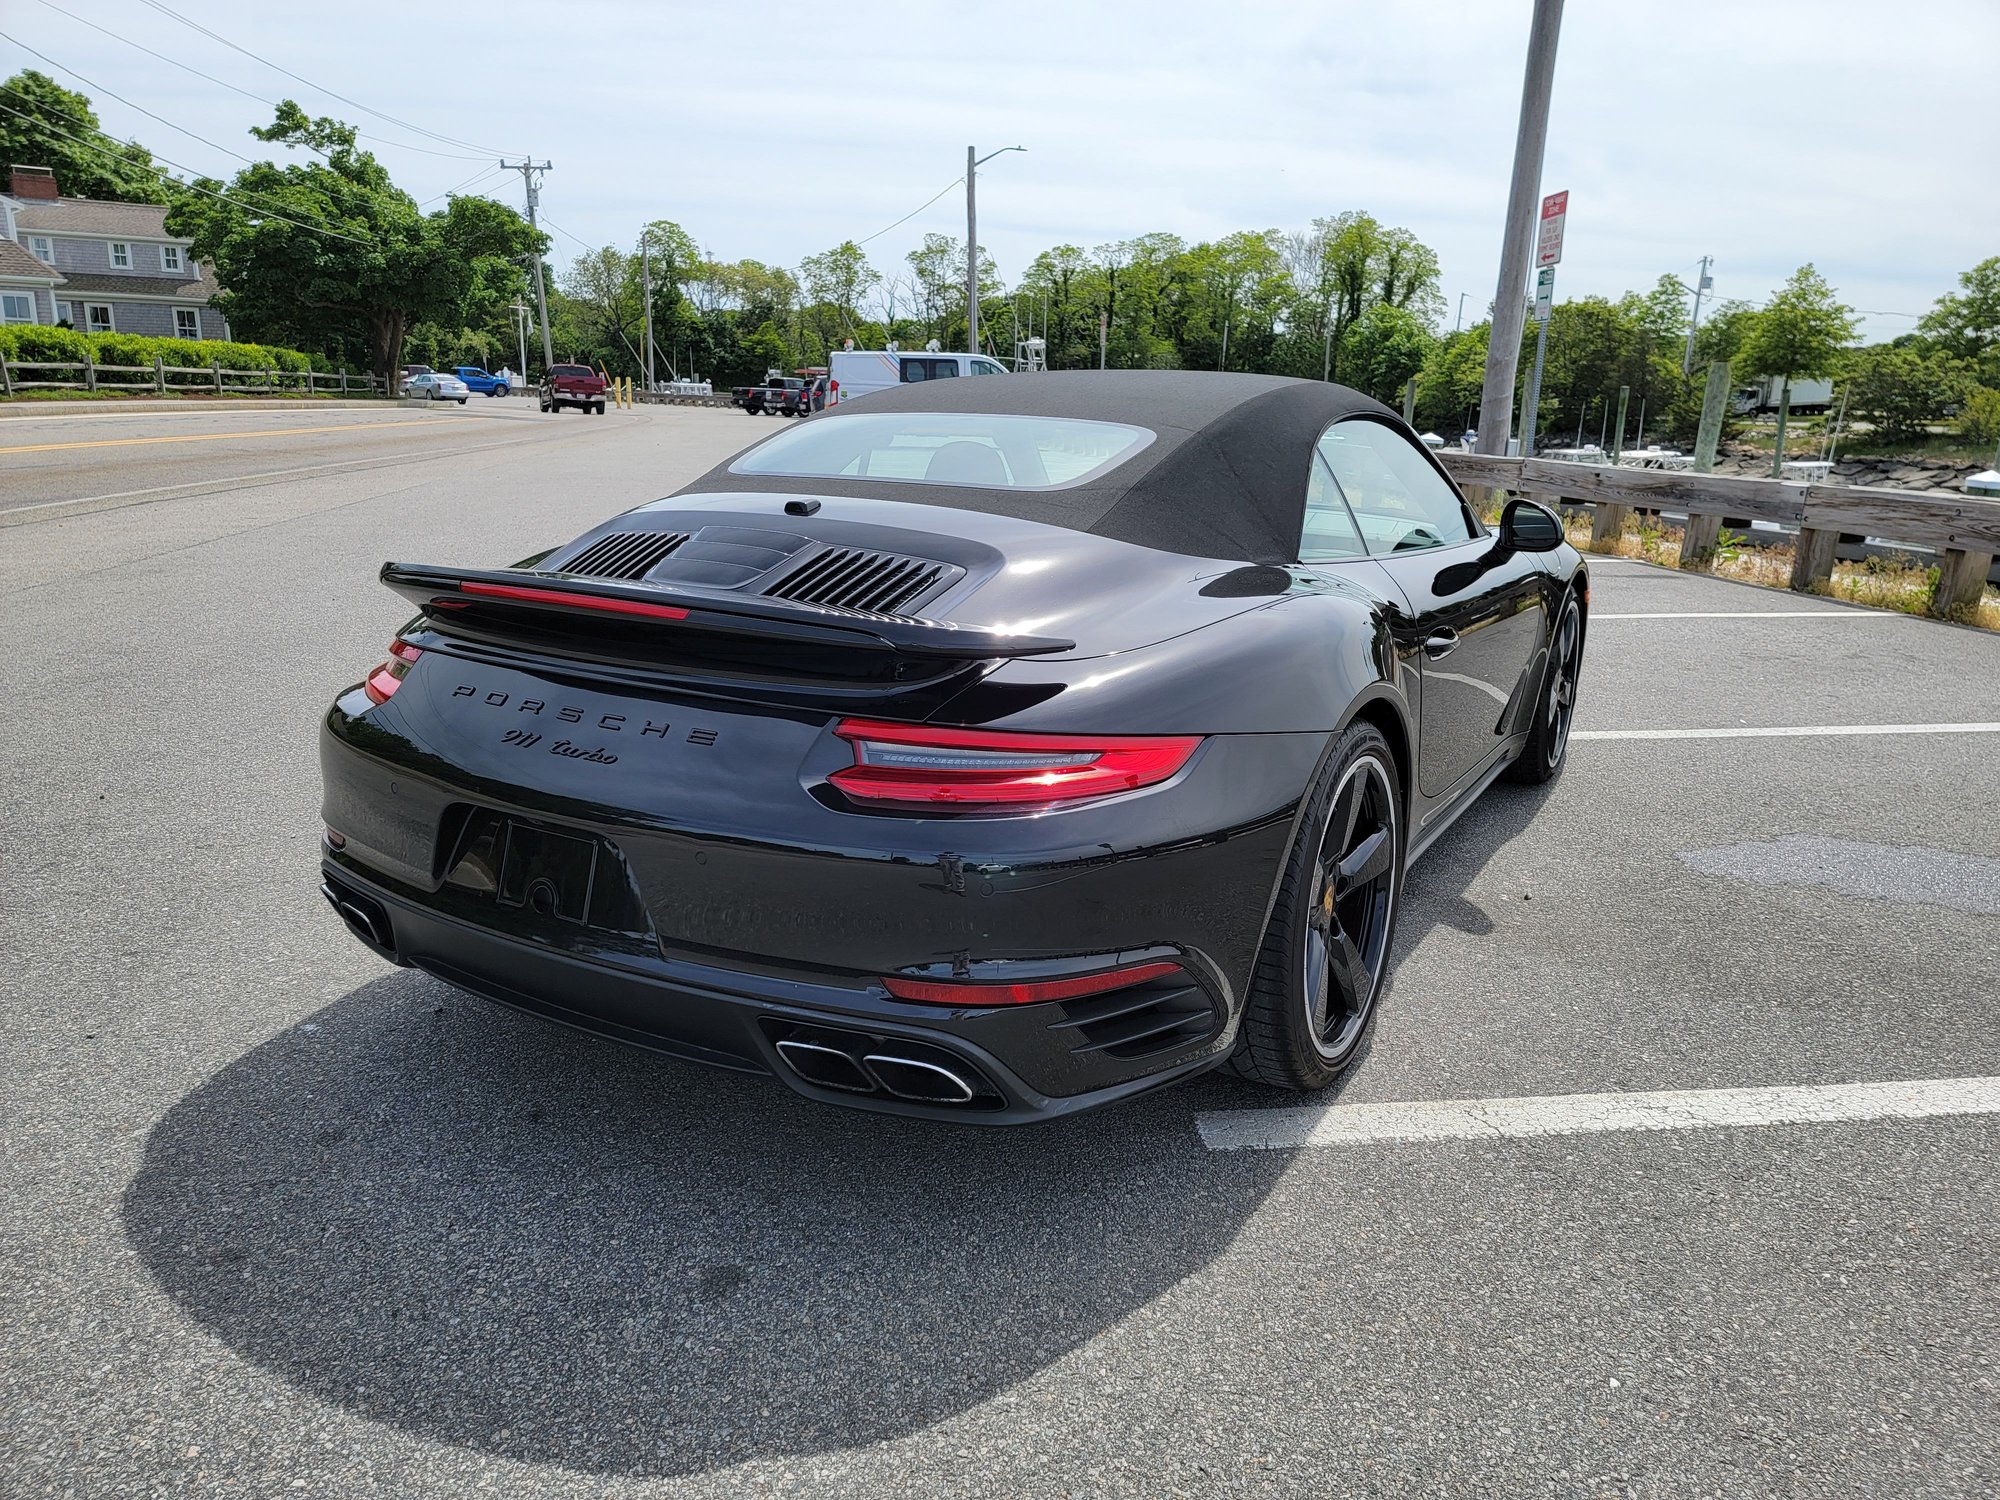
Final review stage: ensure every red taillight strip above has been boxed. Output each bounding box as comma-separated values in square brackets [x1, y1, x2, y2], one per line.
[363, 637, 422, 705]
[881, 960, 1185, 1007]
[831, 718, 1201, 807]
[456, 580, 690, 621]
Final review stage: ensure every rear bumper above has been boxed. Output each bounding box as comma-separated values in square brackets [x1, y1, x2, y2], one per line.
[319, 681, 1321, 1121]
[321, 859, 1229, 1123]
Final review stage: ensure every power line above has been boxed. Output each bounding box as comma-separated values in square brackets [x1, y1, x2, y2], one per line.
[537, 213, 598, 255]
[418, 164, 503, 207]
[132, 0, 522, 159]
[22, 0, 493, 162]
[0, 96, 373, 245]
[0, 26, 268, 169]
[855, 175, 965, 247]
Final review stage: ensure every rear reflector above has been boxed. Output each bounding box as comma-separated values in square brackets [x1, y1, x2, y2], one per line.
[882, 960, 1185, 1007]
[831, 719, 1201, 807]
[363, 637, 422, 704]
[457, 580, 690, 621]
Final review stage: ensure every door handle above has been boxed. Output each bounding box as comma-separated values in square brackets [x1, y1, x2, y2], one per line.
[1422, 629, 1459, 660]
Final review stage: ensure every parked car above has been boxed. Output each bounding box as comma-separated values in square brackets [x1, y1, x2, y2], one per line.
[732, 375, 813, 417]
[320, 371, 1587, 1123]
[828, 349, 1010, 406]
[403, 371, 469, 404]
[541, 363, 608, 415]
[453, 366, 513, 398]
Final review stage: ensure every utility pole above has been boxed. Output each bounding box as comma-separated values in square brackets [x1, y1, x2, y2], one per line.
[641, 238, 655, 393]
[502, 158, 555, 370]
[1682, 254, 1713, 375]
[965, 145, 1024, 356]
[1454, 292, 1468, 334]
[1475, 0, 1565, 457]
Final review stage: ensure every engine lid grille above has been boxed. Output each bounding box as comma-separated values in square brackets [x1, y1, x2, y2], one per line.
[763, 546, 958, 617]
[556, 530, 691, 580]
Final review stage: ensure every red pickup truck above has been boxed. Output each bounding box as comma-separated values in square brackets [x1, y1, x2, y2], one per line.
[539, 363, 607, 415]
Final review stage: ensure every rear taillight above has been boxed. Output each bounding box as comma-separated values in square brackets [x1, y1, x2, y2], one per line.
[881, 960, 1184, 1007]
[363, 637, 422, 704]
[830, 719, 1201, 807]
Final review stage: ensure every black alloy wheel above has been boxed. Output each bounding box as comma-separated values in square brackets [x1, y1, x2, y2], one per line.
[1232, 720, 1402, 1090]
[1507, 589, 1583, 784]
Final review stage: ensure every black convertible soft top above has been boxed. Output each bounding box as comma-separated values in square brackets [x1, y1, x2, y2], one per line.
[680, 370, 1401, 565]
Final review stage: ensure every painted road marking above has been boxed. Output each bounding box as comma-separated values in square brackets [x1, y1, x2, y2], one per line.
[0, 416, 473, 455]
[1572, 722, 2000, 742]
[1196, 1076, 2000, 1151]
[1591, 610, 1887, 620]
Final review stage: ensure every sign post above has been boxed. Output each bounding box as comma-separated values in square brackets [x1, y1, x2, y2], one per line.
[1519, 265, 1555, 457]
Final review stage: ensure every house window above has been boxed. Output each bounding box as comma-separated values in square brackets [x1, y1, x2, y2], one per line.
[109, 242, 130, 269]
[85, 303, 114, 333]
[29, 236, 53, 264]
[162, 244, 184, 272]
[2, 292, 36, 324]
[174, 307, 199, 339]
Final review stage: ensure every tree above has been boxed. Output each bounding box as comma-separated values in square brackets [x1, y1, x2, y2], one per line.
[0, 70, 166, 204]
[797, 239, 880, 358]
[1841, 343, 1975, 443]
[168, 103, 541, 380]
[1918, 256, 2000, 370]
[1337, 304, 1433, 406]
[1736, 264, 1858, 474]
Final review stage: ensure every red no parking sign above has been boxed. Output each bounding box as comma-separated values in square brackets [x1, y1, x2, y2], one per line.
[1537, 190, 1568, 268]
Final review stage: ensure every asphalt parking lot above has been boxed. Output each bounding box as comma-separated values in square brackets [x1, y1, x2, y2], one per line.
[2, 402, 1995, 1498]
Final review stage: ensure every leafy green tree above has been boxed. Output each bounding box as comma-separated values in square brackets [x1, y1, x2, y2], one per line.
[0, 70, 166, 204]
[1841, 343, 1976, 443]
[1736, 264, 1858, 473]
[1691, 299, 1761, 366]
[797, 240, 881, 358]
[1918, 257, 2000, 374]
[168, 103, 541, 380]
[1415, 326, 1488, 435]
[1337, 304, 1434, 405]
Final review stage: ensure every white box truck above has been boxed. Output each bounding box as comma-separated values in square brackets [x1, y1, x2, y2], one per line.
[1729, 375, 1836, 415]
[828, 349, 1011, 406]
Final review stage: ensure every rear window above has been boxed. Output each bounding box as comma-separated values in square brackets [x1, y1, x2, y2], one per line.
[730, 412, 1155, 490]
[550, 364, 593, 378]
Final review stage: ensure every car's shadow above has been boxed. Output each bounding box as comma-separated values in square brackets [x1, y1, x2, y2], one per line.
[121, 780, 1552, 1479]
[123, 971, 1291, 1478]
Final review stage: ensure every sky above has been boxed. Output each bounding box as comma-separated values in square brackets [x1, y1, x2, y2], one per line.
[5, 0, 1997, 341]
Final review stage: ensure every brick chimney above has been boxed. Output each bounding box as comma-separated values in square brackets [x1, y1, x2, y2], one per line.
[8, 165, 58, 200]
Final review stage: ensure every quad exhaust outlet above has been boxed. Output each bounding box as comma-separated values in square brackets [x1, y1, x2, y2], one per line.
[771, 1029, 987, 1106]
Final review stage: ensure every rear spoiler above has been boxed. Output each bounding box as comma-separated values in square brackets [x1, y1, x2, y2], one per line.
[380, 562, 1075, 659]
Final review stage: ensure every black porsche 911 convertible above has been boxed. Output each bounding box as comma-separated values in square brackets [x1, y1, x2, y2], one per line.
[320, 371, 1585, 1122]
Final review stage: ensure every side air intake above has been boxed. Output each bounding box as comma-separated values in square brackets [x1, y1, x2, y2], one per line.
[556, 530, 691, 580]
[763, 546, 956, 616]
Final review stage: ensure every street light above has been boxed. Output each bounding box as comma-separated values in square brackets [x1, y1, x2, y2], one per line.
[966, 145, 1025, 357]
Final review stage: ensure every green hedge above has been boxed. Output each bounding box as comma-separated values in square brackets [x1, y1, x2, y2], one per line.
[0, 325, 336, 391]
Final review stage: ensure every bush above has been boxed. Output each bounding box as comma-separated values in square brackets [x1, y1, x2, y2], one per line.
[1842, 343, 1976, 444]
[0, 325, 328, 393]
[1959, 387, 2000, 449]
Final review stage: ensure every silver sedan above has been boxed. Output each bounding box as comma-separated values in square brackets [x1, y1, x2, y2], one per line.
[403, 372, 470, 405]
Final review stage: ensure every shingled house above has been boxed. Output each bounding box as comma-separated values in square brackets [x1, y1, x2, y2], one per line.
[0, 165, 231, 340]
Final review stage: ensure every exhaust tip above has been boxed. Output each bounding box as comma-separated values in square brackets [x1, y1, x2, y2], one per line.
[863, 1053, 976, 1104]
[774, 1038, 878, 1094]
[320, 879, 394, 953]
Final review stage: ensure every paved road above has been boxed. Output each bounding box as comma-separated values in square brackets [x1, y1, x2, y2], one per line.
[2, 406, 1995, 1499]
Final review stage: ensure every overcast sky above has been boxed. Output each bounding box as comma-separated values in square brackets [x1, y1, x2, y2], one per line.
[7, 0, 1996, 339]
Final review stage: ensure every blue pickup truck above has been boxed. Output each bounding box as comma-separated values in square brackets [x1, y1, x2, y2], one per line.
[452, 366, 515, 398]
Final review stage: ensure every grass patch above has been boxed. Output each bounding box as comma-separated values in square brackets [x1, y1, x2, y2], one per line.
[1548, 507, 2000, 631]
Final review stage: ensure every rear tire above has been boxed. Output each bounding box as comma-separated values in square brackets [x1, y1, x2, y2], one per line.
[1506, 590, 1583, 785]
[1231, 721, 1403, 1091]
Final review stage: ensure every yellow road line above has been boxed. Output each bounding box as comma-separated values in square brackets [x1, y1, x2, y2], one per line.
[0, 415, 477, 456]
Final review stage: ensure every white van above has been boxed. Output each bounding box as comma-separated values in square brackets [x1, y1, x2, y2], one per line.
[828, 350, 1011, 406]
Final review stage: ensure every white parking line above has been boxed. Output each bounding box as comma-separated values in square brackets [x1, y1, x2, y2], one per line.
[1196, 1076, 2000, 1151]
[1592, 610, 1887, 620]
[1572, 722, 2000, 741]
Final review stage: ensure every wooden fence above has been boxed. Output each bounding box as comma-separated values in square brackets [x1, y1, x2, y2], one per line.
[0, 350, 388, 399]
[1440, 452, 2000, 616]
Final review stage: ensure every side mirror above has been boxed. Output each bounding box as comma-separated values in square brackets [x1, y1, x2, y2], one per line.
[1498, 498, 1565, 553]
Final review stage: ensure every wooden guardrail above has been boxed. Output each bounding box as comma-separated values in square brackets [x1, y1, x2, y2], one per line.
[0, 350, 387, 399]
[1440, 452, 2000, 616]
